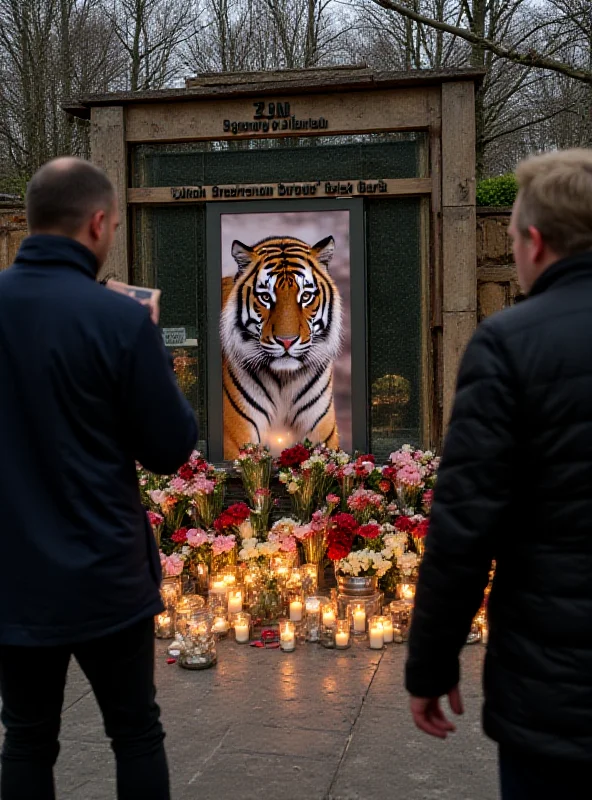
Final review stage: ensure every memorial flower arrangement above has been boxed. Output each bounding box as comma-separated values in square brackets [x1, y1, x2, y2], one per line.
[139, 444, 438, 589]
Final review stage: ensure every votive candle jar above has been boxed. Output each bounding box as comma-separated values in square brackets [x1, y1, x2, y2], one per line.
[351, 603, 367, 635]
[304, 596, 322, 642]
[227, 589, 243, 615]
[289, 592, 304, 622]
[234, 612, 252, 644]
[369, 616, 385, 650]
[161, 575, 182, 611]
[335, 619, 351, 650]
[389, 600, 413, 643]
[178, 609, 217, 670]
[301, 563, 319, 596]
[279, 619, 296, 652]
[379, 613, 394, 644]
[155, 611, 174, 639]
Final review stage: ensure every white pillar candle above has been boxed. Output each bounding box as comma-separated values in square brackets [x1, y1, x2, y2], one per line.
[289, 600, 303, 622]
[382, 619, 394, 643]
[353, 607, 366, 633]
[322, 609, 336, 627]
[228, 591, 243, 614]
[235, 622, 250, 643]
[335, 630, 350, 648]
[210, 580, 227, 595]
[369, 624, 384, 649]
[280, 630, 296, 651]
[223, 574, 236, 586]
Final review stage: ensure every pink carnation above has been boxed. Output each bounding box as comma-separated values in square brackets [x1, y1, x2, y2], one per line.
[193, 476, 215, 495]
[326, 494, 340, 505]
[150, 490, 168, 505]
[396, 465, 423, 488]
[162, 553, 184, 577]
[211, 534, 236, 555]
[186, 528, 210, 548]
[389, 450, 415, 469]
[147, 511, 164, 527]
[293, 524, 313, 541]
[169, 477, 186, 493]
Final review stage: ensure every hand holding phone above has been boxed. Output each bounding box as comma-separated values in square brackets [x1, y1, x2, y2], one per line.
[105, 280, 161, 325]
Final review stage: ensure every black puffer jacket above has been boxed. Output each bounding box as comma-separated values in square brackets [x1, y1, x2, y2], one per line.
[406, 252, 592, 761]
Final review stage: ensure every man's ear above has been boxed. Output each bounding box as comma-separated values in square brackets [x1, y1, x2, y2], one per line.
[89, 209, 106, 242]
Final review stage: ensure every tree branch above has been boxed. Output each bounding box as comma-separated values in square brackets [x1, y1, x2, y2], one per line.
[369, 0, 592, 84]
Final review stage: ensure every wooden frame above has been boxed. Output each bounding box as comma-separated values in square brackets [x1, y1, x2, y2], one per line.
[74, 67, 481, 448]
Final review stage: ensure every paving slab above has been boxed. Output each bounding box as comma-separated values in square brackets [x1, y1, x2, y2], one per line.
[1, 636, 497, 799]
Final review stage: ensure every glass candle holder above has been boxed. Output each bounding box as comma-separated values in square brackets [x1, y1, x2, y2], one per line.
[396, 583, 416, 603]
[321, 601, 337, 629]
[175, 595, 206, 638]
[301, 563, 319, 596]
[178, 609, 217, 670]
[191, 562, 209, 595]
[161, 575, 182, 611]
[389, 600, 413, 643]
[279, 619, 296, 652]
[220, 566, 239, 586]
[288, 591, 304, 623]
[369, 616, 385, 650]
[227, 589, 243, 615]
[155, 611, 175, 639]
[209, 573, 230, 598]
[211, 613, 230, 638]
[334, 619, 351, 650]
[233, 612, 252, 644]
[286, 568, 303, 592]
[379, 613, 394, 644]
[350, 603, 367, 635]
[304, 596, 322, 642]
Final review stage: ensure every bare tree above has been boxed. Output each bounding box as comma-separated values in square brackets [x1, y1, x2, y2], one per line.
[102, 0, 200, 90]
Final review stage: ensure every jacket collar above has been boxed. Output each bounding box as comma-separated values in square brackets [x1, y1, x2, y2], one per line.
[529, 251, 592, 298]
[14, 234, 99, 279]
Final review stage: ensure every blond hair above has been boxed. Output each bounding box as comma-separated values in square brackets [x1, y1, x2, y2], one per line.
[516, 148, 592, 257]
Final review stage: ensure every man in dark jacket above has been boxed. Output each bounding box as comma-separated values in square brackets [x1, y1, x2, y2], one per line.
[0, 157, 197, 800]
[406, 148, 592, 798]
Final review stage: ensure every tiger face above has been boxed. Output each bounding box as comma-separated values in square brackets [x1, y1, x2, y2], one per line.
[221, 235, 342, 375]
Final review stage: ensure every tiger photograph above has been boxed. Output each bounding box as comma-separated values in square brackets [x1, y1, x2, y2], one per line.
[219, 210, 352, 460]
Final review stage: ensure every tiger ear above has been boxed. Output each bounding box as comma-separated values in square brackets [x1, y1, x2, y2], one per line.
[312, 236, 335, 270]
[231, 240, 254, 273]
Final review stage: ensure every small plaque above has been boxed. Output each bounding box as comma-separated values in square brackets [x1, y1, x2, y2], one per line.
[163, 327, 187, 346]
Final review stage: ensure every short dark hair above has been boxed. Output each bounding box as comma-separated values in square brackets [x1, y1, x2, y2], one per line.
[26, 157, 115, 235]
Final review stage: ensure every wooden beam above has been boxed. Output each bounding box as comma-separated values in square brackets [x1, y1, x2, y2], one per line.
[127, 178, 432, 204]
[440, 81, 477, 429]
[441, 82, 476, 207]
[442, 311, 477, 426]
[124, 88, 431, 143]
[442, 206, 477, 312]
[90, 106, 129, 282]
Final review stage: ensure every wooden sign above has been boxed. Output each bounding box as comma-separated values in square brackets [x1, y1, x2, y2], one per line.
[128, 177, 431, 204]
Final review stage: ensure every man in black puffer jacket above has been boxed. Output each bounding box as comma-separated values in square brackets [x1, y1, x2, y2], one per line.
[406, 148, 592, 798]
[0, 158, 197, 800]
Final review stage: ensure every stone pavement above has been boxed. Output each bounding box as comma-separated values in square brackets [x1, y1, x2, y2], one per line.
[1, 640, 498, 799]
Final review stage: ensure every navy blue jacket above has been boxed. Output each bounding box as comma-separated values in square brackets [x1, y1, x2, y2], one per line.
[0, 235, 197, 646]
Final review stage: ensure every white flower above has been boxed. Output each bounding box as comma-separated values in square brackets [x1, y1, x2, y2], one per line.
[239, 519, 254, 540]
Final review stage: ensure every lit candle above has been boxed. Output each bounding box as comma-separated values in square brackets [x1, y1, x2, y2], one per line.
[289, 599, 303, 622]
[212, 616, 229, 634]
[322, 609, 336, 627]
[401, 584, 415, 601]
[227, 590, 243, 614]
[353, 605, 366, 633]
[335, 630, 350, 648]
[223, 574, 236, 586]
[280, 631, 295, 650]
[369, 622, 384, 650]
[381, 617, 394, 643]
[235, 621, 250, 643]
[210, 580, 227, 595]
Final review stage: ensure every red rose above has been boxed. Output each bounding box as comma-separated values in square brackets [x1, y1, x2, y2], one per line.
[356, 454, 375, 465]
[394, 516, 414, 533]
[378, 480, 391, 494]
[178, 464, 194, 482]
[214, 503, 250, 532]
[279, 444, 310, 468]
[330, 513, 359, 535]
[415, 519, 429, 539]
[358, 523, 381, 540]
[172, 527, 188, 543]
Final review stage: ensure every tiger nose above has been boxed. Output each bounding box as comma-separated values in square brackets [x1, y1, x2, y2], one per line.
[276, 335, 298, 350]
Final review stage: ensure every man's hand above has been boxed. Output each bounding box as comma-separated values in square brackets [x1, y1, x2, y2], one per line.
[105, 279, 161, 325]
[410, 685, 464, 739]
